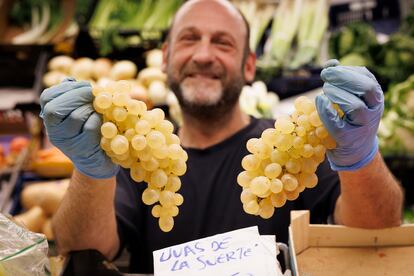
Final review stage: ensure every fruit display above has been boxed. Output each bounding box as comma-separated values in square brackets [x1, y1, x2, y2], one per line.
[43, 49, 170, 106]
[237, 96, 336, 218]
[93, 81, 187, 232]
[13, 179, 70, 240]
[30, 147, 74, 178]
[0, 136, 30, 170]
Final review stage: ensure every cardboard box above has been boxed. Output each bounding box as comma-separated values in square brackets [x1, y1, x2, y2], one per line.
[289, 210, 414, 276]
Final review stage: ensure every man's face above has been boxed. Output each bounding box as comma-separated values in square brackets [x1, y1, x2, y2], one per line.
[163, 0, 255, 120]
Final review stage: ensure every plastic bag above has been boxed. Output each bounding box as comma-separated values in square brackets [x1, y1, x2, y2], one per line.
[0, 213, 49, 276]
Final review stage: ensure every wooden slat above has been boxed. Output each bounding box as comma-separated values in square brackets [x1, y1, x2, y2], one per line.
[308, 224, 414, 247]
[290, 211, 310, 254]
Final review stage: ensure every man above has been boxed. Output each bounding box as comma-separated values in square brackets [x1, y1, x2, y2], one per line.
[40, 0, 403, 273]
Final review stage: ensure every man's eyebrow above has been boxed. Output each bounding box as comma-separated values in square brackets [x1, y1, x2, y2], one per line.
[176, 27, 200, 37]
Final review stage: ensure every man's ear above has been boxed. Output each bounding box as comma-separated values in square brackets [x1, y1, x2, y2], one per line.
[161, 42, 168, 73]
[243, 52, 256, 83]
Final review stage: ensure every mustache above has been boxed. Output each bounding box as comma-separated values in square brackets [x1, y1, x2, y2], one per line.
[181, 63, 224, 79]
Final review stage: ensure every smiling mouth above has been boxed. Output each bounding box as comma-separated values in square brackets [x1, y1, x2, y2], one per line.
[187, 73, 219, 80]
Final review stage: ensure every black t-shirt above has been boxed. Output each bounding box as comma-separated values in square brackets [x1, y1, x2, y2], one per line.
[115, 117, 340, 273]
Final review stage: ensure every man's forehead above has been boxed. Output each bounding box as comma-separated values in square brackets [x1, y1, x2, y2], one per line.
[171, 0, 246, 39]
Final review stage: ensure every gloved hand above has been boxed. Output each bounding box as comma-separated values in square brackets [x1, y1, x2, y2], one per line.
[40, 78, 119, 178]
[316, 59, 384, 171]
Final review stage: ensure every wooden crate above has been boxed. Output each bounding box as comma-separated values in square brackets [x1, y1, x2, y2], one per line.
[289, 210, 414, 276]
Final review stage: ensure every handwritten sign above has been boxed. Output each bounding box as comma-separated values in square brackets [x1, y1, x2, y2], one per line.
[153, 226, 283, 276]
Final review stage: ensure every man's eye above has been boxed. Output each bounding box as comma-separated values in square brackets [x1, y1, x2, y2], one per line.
[181, 35, 197, 41]
[214, 39, 232, 47]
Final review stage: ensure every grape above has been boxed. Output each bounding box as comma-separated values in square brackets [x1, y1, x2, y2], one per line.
[110, 135, 129, 155]
[167, 133, 181, 145]
[309, 111, 322, 127]
[241, 154, 261, 171]
[270, 149, 289, 165]
[298, 172, 318, 188]
[131, 134, 147, 151]
[307, 131, 320, 146]
[159, 190, 175, 207]
[100, 137, 111, 151]
[249, 139, 271, 159]
[112, 106, 128, 122]
[124, 128, 136, 141]
[95, 92, 112, 109]
[135, 120, 151, 135]
[141, 157, 159, 172]
[275, 117, 295, 134]
[165, 176, 181, 192]
[237, 171, 253, 188]
[295, 125, 306, 137]
[127, 100, 145, 116]
[143, 108, 164, 127]
[274, 134, 293, 151]
[301, 144, 314, 158]
[174, 193, 184, 206]
[281, 173, 298, 192]
[147, 130, 166, 149]
[168, 144, 183, 160]
[301, 158, 318, 173]
[136, 146, 152, 161]
[170, 159, 187, 176]
[113, 92, 129, 107]
[264, 163, 282, 179]
[285, 159, 301, 174]
[292, 136, 305, 149]
[240, 189, 256, 203]
[285, 190, 300, 201]
[142, 188, 160, 205]
[270, 178, 283, 193]
[150, 169, 168, 188]
[156, 120, 174, 135]
[152, 145, 169, 159]
[101, 122, 117, 139]
[259, 198, 274, 219]
[243, 200, 260, 215]
[270, 192, 286, 208]
[152, 205, 162, 218]
[261, 129, 278, 147]
[169, 206, 179, 217]
[130, 163, 146, 182]
[250, 176, 271, 197]
[159, 216, 174, 232]
[297, 115, 311, 131]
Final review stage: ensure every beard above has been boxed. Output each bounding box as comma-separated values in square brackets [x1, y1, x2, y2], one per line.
[167, 61, 245, 122]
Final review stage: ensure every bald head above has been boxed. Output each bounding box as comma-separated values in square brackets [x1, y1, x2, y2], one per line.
[167, 0, 251, 61]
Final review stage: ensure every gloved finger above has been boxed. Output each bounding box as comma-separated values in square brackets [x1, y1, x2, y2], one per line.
[82, 112, 103, 140]
[40, 79, 91, 109]
[41, 85, 94, 126]
[315, 94, 346, 137]
[323, 83, 370, 126]
[320, 66, 382, 108]
[53, 104, 95, 139]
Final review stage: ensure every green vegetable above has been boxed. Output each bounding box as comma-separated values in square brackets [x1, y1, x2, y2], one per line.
[329, 22, 377, 60]
[379, 75, 414, 156]
[289, 0, 329, 69]
[339, 53, 369, 66]
[88, 0, 182, 55]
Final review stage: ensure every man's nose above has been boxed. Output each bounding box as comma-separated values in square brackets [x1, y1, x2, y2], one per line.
[192, 39, 214, 65]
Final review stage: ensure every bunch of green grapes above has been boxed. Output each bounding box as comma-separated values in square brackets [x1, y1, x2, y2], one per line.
[237, 96, 337, 219]
[93, 81, 187, 232]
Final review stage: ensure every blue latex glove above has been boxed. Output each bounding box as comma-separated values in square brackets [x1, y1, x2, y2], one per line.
[40, 78, 119, 178]
[316, 59, 384, 171]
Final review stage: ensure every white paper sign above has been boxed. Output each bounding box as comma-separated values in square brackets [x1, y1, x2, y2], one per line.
[153, 226, 281, 276]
